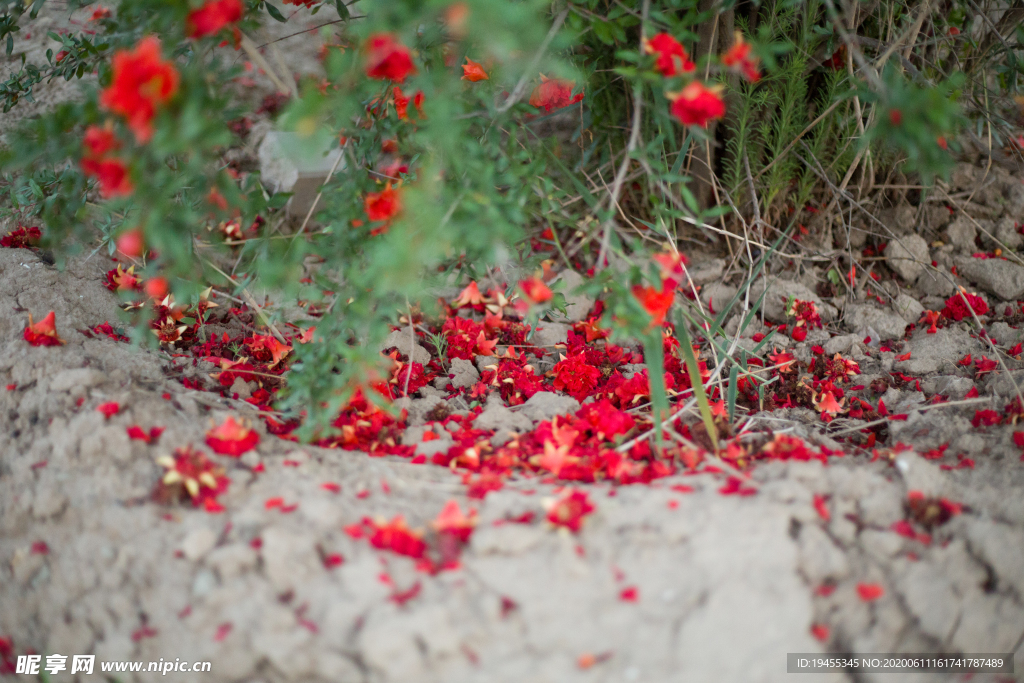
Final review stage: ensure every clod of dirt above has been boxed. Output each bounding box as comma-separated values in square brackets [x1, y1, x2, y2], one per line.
[551, 269, 596, 322]
[448, 358, 480, 389]
[517, 391, 581, 423]
[884, 234, 930, 284]
[380, 329, 431, 365]
[955, 257, 1024, 301]
[844, 303, 909, 341]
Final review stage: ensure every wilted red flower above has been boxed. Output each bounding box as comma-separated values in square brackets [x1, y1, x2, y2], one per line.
[431, 500, 478, 543]
[652, 250, 687, 288]
[644, 33, 694, 77]
[369, 515, 427, 558]
[546, 489, 595, 533]
[364, 184, 401, 223]
[365, 33, 416, 82]
[462, 57, 488, 82]
[632, 284, 674, 326]
[100, 36, 179, 143]
[529, 75, 583, 113]
[0, 226, 41, 249]
[24, 311, 64, 347]
[971, 409, 1001, 427]
[144, 276, 169, 299]
[941, 292, 988, 321]
[519, 277, 553, 304]
[669, 81, 725, 127]
[721, 32, 760, 82]
[552, 353, 602, 401]
[104, 264, 142, 292]
[186, 0, 243, 38]
[154, 445, 229, 509]
[90, 6, 112, 21]
[205, 416, 260, 456]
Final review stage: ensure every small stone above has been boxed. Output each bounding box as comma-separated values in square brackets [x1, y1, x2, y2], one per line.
[554, 270, 596, 322]
[258, 131, 346, 217]
[916, 270, 956, 297]
[229, 376, 251, 400]
[473, 401, 532, 433]
[448, 358, 480, 389]
[180, 527, 217, 561]
[994, 217, 1023, 251]
[955, 257, 1024, 301]
[518, 391, 580, 423]
[531, 321, 570, 350]
[474, 355, 498, 373]
[892, 294, 924, 324]
[884, 234, 929, 283]
[823, 333, 861, 356]
[895, 452, 951, 498]
[379, 329, 431, 365]
[896, 562, 960, 641]
[945, 216, 977, 252]
[844, 304, 909, 341]
[687, 258, 725, 285]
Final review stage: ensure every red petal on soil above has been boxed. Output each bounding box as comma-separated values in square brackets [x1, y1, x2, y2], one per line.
[810, 624, 830, 642]
[96, 401, 120, 418]
[618, 586, 639, 602]
[321, 482, 341, 493]
[812, 494, 830, 521]
[213, 623, 232, 642]
[30, 541, 49, 555]
[323, 553, 344, 568]
[389, 581, 422, 605]
[856, 583, 884, 601]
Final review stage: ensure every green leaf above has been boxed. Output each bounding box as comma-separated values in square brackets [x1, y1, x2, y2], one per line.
[334, 0, 349, 19]
[265, 2, 287, 22]
[727, 365, 739, 424]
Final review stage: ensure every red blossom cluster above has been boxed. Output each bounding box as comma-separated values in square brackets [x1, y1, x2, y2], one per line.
[785, 298, 822, 341]
[186, 0, 243, 39]
[154, 445, 230, 512]
[0, 225, 41, 249]
[23, 311, 64, 347]
[529, 75, 583, 113]
[941, 291, 988, 321]
[644, 33, 695, 77]
[100, 36, 179, 143]
[81, 124, 133, 198]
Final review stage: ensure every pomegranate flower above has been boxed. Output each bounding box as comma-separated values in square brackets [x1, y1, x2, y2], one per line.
[1, 226, 42, 249]
[186, 0, 243, 39]
[529, 75, 583, 113]
[431, 500, 478, 543]
[632, 284, 674, 326]
[644, 33, 695, 77]
[552, 353, 602, 401]
[24, 311, 64, 347]
[97, 402, 120, 419]
[519, 277, 553, 304]
[81, 156, 133, 198]
[369, 515, 427, 558]
[205, 416, 259, 456]
[116, 228, 144, 257]
[365, 33, 416, 82]
[393, 87, 424, 120]
[722, 32, 761, 82]
[545, 489, 595, 533]
[941, 291, 988, 321]
[154, 445, 229, 509]
[100, 36, 179, 143]
[461, 57, 489, 82]
[364, 184, 401, 223]
[669, 81, 726, 128]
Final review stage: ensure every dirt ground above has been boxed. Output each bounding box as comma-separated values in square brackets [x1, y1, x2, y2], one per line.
[2, 6, 1024, 683]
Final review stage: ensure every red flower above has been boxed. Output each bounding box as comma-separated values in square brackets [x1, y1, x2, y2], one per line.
[83, 124, 119, 157]
[618, 586, 639, 602]
[365, 33, 416, 82]
[546, 489, 595, 533]
[369, 515, 427, 558]
[721, 32, 760, 82]
[104, 264, 141, 292]
[24, 311, 65, 347]
[154, 445, 229, 508]
[186, 0, 243, 38]
[529, 75, 583, 113]
[519, 277, 553, 304]
[393, 86, 424, 120]
[116, 229, 144, 257]
[632, 284, 674, 326]
[100, 36, 179, 143]
[888, 109, 902, 126]
[856, 583, 884, 601]
[918, 309, 940, 333]
[364, 184, 401, 223]
[205, 416, 260, 456]
[790, 325, 807, 342]
[431, 500, 478, 543]
[971, 409, 1001, 427]
[552, 353, 601, 401]
[644, 33, 694, 77]
[669, 81, 726, 127]
[941, 292, 988, 321]
[810, 624, 830, 642]
[81, 156, 133, 198]
[461, 57, 489, 82]
[144, 276, 169, 299]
